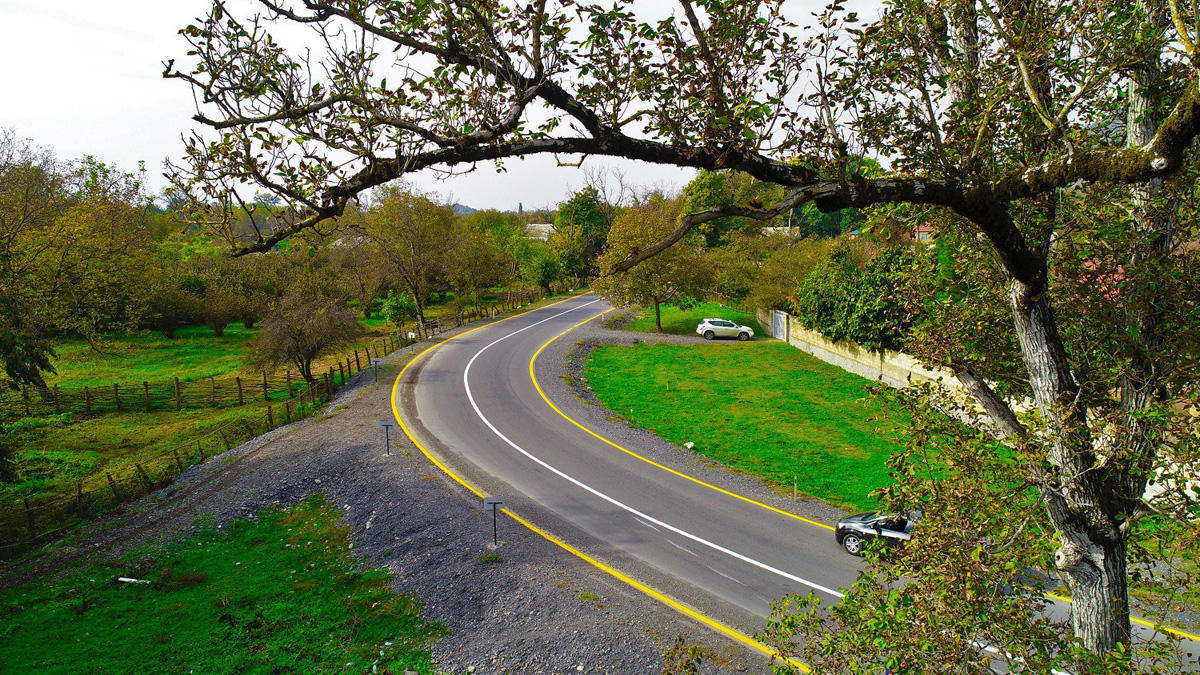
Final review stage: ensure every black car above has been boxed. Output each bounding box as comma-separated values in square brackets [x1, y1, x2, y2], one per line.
[834, 512, 914, 556]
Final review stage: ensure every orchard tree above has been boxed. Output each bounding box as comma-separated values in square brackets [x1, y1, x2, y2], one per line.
[249, 293, 360, 383]
[595, 193, 708, 332]
[359, 185, 457, 323]
[169, 0, 1200, 659]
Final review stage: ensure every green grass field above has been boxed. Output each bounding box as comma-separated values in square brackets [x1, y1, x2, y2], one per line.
[0, 496, 444, 673]
[623, 302, 763, 336]
[48, 324, 259, 388]
[585, 341, 906, 510]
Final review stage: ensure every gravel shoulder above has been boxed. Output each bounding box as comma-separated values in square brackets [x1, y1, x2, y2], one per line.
[4, 303, 768, 674]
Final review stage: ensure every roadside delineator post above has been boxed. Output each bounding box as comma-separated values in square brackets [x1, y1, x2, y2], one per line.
[380, 422, 393, 456]
[483, 497, 504, 547]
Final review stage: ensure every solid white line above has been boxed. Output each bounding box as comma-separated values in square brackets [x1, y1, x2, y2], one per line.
[461, 298, 846, 600]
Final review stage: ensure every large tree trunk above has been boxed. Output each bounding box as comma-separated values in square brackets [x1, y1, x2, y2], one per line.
[1059, 530, 1131, 651]
[654, 300, 663, 332]
[1007, 280, 1133, 653]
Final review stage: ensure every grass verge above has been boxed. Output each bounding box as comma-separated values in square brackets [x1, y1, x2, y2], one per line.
[584, 341, 906, 511]
[623, 302, 763, 336]
[0, 495, 445, 673]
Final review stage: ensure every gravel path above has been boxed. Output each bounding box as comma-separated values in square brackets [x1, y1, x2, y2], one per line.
[4, 305, 767, 674]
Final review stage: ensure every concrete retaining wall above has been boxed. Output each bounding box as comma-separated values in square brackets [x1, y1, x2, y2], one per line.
[756, 308, 964, 394]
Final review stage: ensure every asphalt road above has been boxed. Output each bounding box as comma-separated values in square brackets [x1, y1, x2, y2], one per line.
[394, 293, 1199, 664]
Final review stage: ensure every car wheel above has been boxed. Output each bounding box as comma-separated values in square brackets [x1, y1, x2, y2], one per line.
[737, 332, 749, 341]
[703, 330, 715, 340]
[842, 534, 864, 556]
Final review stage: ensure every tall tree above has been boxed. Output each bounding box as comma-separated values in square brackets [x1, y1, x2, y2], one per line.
[0, 132, 153, 390]
[550, 186, 610, 279]
[595, 193, 708, 331]
[359, 186, 457, 324]
[170, 0, 1200, 657]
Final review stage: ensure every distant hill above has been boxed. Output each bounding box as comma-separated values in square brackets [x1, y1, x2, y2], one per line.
[451, 203, 477, 215]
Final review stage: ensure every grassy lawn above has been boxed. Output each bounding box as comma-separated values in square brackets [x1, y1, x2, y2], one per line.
[44, 291, 506, 391]
[624, 302, 763, 336]
[48, 324, 258, 388]
[585, 341, 906, 511]
[0, 496, 445, 673]
[2, 402, 282, 503]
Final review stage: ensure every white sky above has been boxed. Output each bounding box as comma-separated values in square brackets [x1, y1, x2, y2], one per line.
[0, 0, 868, 212]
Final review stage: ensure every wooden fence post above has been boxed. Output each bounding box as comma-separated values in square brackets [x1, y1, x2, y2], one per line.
[262, 372, 269, 402]
[52, 385, 61, 414]
[106, 472, 120, 499]
[172, 449, 184, 472]
[174, 377, 182, 411]
[338, 361, 345, 385]
[284, 401, 292, 423]
[354, 349, 361, 372]
[84, 386, 92, 415]
[345, 357, 352, 380]
[24, 499, 36, 540]
[324, 372, 332, 400]
[266, 404, 274, 427]
[286, 371, 294, 398]
[210, 377, 216, 407]
[236, 377, 244, 405]
[197, 440, 204, 459]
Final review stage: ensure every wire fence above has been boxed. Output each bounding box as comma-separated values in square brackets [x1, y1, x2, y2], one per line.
[0, 289, 546, 421]
[0, 287, 550, 554]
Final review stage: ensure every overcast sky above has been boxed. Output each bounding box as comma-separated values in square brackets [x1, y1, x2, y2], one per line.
[0, 1, 863, 212]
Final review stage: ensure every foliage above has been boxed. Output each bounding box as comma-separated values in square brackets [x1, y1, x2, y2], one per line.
[792, 243, 917, 352]
[550, 186, 611, 279]
[683, 170, 784, 246]
[0, 131, 156, 388]
[585, 341, 906, 510]
[595, 193, 709, 331]
[704, 232, 837, 310]
[759, 388, 1196, 674]
[359, 185, 460, 322]
[380, 290, 418, 326]
[249, 295, 361, 383]
[519, 242, 563, 295]
[0, 495, 445, 673]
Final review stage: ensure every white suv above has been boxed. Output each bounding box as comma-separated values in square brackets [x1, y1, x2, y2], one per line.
[695, 318, 754, 341]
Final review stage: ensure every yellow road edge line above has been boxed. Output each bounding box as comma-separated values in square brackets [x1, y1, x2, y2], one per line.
[528, 309, 835, 533]
[388, 294, 810, 672]
[528, 306, 1200, 646]
[1042, 592, 1200, 642]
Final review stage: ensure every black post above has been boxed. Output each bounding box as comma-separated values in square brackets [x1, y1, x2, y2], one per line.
[492, 503, 499, 547]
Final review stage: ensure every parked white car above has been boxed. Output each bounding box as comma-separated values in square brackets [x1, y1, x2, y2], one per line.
[695, 318, 754, 341]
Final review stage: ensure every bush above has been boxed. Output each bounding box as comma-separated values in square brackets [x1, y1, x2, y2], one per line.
[379, 290, 418, 325]
[793, 244, 916, 351]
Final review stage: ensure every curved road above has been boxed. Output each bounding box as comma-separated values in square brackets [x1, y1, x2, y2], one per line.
[394, 293, 1199, 663]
